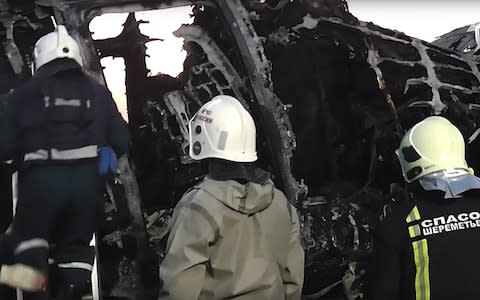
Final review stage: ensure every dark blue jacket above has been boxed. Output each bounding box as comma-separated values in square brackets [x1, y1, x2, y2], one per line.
[0, 58, 129, 163]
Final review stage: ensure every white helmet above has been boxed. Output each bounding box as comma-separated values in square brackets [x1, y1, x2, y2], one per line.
[32, 25, 83, 73]
[396, 116, 469, 183]
[189, 95, 257, 162]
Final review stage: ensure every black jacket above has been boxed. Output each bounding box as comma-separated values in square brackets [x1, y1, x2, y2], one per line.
[0, 58, 129, 162]
[368, 189, 480, 300]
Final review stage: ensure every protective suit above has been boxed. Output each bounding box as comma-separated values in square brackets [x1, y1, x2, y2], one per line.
[160, 176, 304, 300]
[160, 95, 304, 300]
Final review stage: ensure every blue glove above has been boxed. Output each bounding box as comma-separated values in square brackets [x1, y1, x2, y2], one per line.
[98, 146, 118, 176]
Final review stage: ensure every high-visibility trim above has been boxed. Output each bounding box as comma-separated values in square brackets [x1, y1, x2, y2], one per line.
[58, 262, 93, 272]
[24, 145, 98, 162]
[24, 150, 48, 161]
[408, 204, 430, 300]
[44, 97, 91, 108]
[14, 238, 49, 255]
[54, 98, 82, 107]
[51, 146, 98, 160]
[44, 96, 50, 108]
[412, 239, 430, 300]
[409, 224, 422, 238]
[406, 206, 421, 223]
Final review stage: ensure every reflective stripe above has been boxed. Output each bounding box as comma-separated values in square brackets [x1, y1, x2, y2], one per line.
[54, 98, 82, 107]
[57, 262, 93, 272]
[24, 150, 48, 161]
[44, 96, 50, 108]
[24, 145, 98, 162]
[51, 146, 98, 160]
[406, 206, 431, 300]
[406, 206, 421, 223]
[409, 224, 422, 238]
[14, 239, 48, 255]
[44, 97, 90, 108]
[412, 239, 431, 300]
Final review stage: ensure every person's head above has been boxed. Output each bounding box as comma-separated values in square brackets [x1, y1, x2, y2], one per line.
[396, 116, 469, 183]
[188, 95, 257, 163]
[32, 25, 83, 74]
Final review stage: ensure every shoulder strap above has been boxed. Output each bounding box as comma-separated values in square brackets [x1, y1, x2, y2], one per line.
[39, 79, 54, 159]
[79, 76, 95, 126]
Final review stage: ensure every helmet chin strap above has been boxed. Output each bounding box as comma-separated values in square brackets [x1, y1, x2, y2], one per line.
[418, 169, 480, 199]
[50, 16, 57, 28]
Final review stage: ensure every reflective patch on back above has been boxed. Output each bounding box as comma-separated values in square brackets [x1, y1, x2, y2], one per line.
[218, 131, 228, 150]
[54, 98, 81, 107]
[44, 96, 50, 108]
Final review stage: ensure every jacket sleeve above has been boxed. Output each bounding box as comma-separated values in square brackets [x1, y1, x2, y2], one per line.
[0, 96, 17, 161]
[283, 206, 305, 300]
[103, 88, 129, 157]
[367, 221, 401, 300]
[159, 199, 216, 300]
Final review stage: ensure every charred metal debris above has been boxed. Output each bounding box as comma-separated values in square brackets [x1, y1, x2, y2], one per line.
[434, 22, 480, 59]
[2, 0, 480, 299]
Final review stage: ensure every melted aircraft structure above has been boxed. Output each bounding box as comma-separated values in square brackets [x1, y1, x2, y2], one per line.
[1, 1, 480, 299]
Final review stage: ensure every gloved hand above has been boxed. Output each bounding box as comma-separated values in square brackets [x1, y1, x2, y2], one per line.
[98, 146, 118, 177]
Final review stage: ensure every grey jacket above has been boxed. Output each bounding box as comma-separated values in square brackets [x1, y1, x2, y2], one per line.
[160, 177, 304, 300]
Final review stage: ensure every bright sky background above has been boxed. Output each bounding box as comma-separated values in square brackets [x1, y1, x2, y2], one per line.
[90, 2, 480, 121]
[348, 0, 480, 42]
[89, 6, 193, 121]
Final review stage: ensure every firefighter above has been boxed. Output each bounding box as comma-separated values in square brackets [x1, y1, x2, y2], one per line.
[159, 95, 304, 300]
[368, 116, 480, 299]
[0, 25, 129, 299]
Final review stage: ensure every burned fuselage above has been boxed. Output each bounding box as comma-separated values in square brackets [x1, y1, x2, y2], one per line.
[2, 0, 480, 299]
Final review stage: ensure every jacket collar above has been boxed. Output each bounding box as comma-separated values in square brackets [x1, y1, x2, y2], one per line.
[208, 159, 271, 184]
[34, 58, 82, 79]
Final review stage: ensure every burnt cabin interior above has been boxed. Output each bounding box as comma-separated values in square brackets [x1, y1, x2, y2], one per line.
[2, 0, 480, 299]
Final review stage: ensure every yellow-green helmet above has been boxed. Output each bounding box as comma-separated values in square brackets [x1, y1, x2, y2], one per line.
[396, 116, 468, 183]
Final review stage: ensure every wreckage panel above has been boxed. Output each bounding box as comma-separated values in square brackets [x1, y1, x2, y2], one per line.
[426, 48, 472, 71]
[433, 25, 478, 58]
[365, 22, 412, 42]
[439, 88, 480, 106]
[373, 37, 421, 61]
[91, 9, 194, 211]
[378, 61, 427, 99]
[403, 83, 434, 103]
[435, 67, 480, 89]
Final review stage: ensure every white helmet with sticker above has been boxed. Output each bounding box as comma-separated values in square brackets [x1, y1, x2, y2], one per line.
[188, 95, 257, 162]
